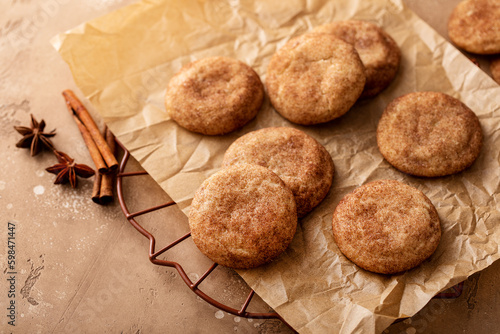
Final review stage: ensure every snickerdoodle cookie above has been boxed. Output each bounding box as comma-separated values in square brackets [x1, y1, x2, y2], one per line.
[188, 164, 297, 269]
[165, 56, 264, 135]
[448, 0, 500, 54]
[265, 33, 366, 125]
[332, 179, 441, 274]
[222, 127, 334, 217]
[312, 20, 401, 98]
[377, 91, 482, 177]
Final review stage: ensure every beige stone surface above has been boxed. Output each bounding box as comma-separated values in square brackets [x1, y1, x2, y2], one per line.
[0, 0, 498, 333]
[0, 1, 287, 333]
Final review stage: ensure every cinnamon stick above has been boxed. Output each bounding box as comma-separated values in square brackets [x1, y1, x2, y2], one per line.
[91, 172, 103, 204]
[91, 127, 116, 205]
[99, 127, 115, 204]
[62, 90, 118, 172]
[64, 101, 109, 174]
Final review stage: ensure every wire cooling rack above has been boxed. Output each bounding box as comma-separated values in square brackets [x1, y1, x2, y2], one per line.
[114, 139, 464, 332]
[114, 139, 294, 331]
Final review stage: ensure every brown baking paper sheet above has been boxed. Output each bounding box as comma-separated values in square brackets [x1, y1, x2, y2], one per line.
[52, 0, 500, 332]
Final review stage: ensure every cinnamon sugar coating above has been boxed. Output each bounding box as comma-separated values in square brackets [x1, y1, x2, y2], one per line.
[189, 164, 297, 269]
[377, 91, 482, 177]
[165, 56, 264, 135]
[222, 127, 334, 217]
[312, 20, 401, 98]
[265, 33, 366, 125]
[448, 0, 500, 54]
[332, 180, 441, 274]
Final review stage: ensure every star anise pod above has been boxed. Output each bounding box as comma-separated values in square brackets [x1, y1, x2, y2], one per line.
[46, 151, 95, 188]
[14, 114, 56, 156]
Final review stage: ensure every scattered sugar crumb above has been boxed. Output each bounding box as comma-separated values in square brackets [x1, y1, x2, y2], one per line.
[215, 310, 224, 319]
[33, 185, 45, 195]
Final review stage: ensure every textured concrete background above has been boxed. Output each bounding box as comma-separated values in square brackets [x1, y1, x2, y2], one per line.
[0, 0, 498, 333]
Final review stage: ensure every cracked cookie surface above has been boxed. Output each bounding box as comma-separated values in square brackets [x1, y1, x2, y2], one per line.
[448, 0, 500, 54]
[165, 56, 264, 135]
[189, 164, 297, 269]
[332, 179, 441, 274]
[377, 91, 482, 177]
[265, 33, 365, 125]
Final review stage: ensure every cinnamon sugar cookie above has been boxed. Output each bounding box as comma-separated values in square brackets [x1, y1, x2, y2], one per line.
[332, 179, 441, 274]
[165, 57, 264, 135]
[448, 0, 500, 54]
[222, 127, 334, 217]
[312, 20, 401, 98]
[189, 164, 297, 269]
[377, 92, 482, 177]
[265, 33, 366, 125]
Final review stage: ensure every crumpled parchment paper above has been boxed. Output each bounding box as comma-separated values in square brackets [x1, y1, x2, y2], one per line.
[52, 0, 500, 332]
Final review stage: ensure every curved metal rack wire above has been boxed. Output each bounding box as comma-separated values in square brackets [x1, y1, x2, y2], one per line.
[115, 140, 294, 331]
[115, 139, 464, 332]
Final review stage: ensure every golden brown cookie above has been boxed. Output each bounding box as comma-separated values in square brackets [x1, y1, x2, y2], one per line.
[332, 179, 441, 274]
[188, 164, 297, 269]
[165, 56, 264, 135]
[377, 91, 482, 177]
[312, 20, 401, 98]
[265, 33, 366, 125]
[448, 0, 500, 54]
[222, 127, 334, 217]
[491, 57, 500, 84]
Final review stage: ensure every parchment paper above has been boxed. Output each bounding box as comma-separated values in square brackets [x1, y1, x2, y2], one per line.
[52, 0, 500, 332]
